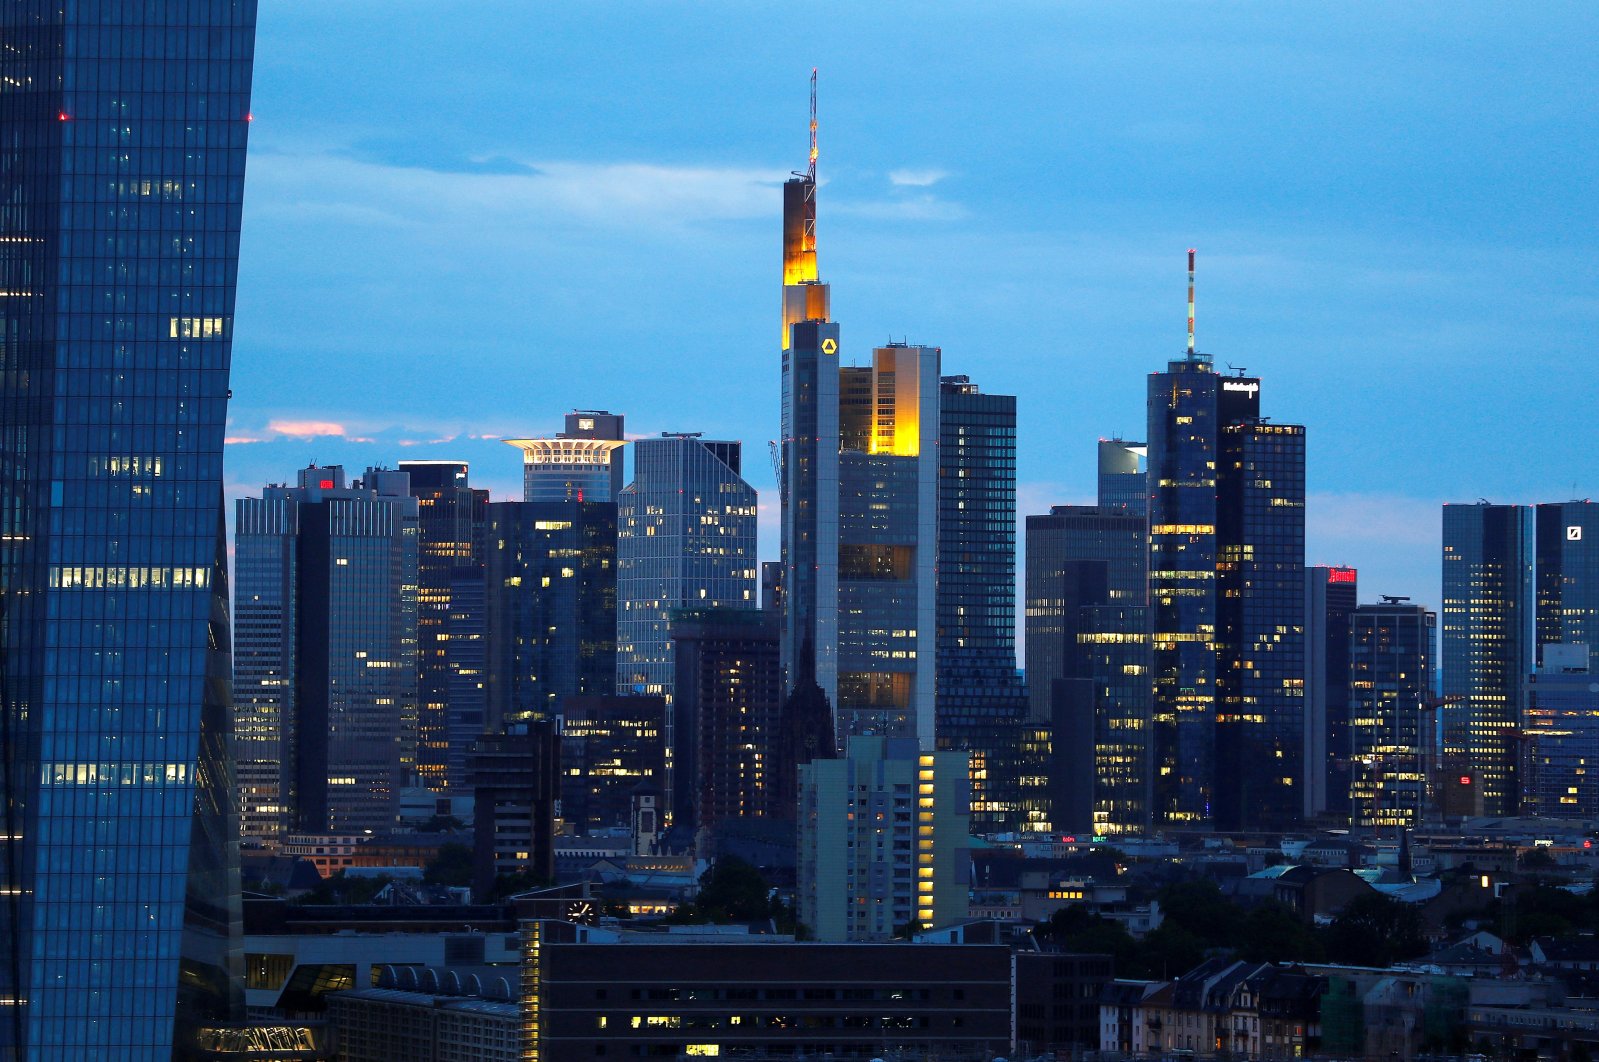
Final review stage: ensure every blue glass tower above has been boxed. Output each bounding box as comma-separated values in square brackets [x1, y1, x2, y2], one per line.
[0, 2, 257, 1056]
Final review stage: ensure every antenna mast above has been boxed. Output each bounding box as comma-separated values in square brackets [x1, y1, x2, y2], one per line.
[808, 68, 818, 182]
[1186, 248, 1196, 357]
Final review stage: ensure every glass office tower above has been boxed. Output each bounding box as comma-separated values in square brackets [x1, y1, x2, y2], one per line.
[0, 3, 257, 1056]
[1348, 599, 1435, 830]
[935, 376, 1030, 832]
[1536, 501, 1599, 659]
[402, 461, 488, 792]
[1441, 502, 1533, 817]
[1147, 305, 1305, 829]
[1305, 566, 1358, 820]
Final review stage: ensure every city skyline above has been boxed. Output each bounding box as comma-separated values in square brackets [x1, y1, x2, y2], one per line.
[223, 4, 1599, 622]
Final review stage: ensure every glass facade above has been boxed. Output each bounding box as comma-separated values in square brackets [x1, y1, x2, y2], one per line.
[1536, 500, 1599, 659]
[1523, 650, 1599, 819]
[1441, 502, 1533, 817]
[234, 466, 420, 838]
[557, 694, 666, 834]
[1213, 421, 1306, 830]
[483, 501, 617, 730]
[402, 461, 488, 792]
[934, 376, 1030, 833]
[1097, 438, 1148, 518]
[615, 434, 758, 704]
[0, 3, 256, 1055]
[1348, 601, 1434, 829]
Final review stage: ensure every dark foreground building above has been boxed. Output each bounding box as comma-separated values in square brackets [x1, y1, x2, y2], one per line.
[523, 926, 1013, 1060]
[0, 3, 258, 1057]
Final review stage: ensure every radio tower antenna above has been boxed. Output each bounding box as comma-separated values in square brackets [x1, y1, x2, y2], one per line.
[808, 68, 818, 182]
[1186, 248, 1197, 357]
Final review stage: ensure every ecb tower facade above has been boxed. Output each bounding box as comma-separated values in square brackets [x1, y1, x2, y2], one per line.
[0, 2, 258, 1057]
[778, 82, 938, 748]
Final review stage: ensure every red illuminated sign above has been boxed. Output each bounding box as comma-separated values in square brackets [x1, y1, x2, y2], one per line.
[318, 479, 333, 489]
[1459, 775, 1472, 786]
[1327, 568, 1357, 584]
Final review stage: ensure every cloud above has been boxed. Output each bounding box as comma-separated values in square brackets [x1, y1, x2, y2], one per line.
[224, 435, 267, 445]
[888, 168, 949, 188]
[268, 418, 349, 439]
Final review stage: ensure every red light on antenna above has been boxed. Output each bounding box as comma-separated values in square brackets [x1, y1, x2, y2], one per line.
[245, 112, 254, 122]
[57, 112, 70, 121]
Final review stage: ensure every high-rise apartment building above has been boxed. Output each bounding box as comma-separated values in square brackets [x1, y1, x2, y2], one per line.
[235, 466, 420, 838]
[506, 410, 626, 504]
[403, 461, 489, 792]
[1535, 501, 1599, 658]
[777, 129, 939, 747]
[797, 738, 969, 941]
[669, 609, 783, 833]
[1347, 598, 1435, 829]
[1098, 438, 1149, 517]
[1305, 567, 1358, 820]
[616, 434, 758, 704]
[1440, 502, 1533, 817]
[1146, 253, 1306, 830]
[0, 6, 258, 1051]
[935, 376, 1030, 832]
[483, 500, 617, 730]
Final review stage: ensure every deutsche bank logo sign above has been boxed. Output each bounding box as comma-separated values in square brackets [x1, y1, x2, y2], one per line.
[1571, 526, 1584, 542]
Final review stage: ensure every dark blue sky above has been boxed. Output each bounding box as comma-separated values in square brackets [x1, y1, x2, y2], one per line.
[229, 2, 1599, 616]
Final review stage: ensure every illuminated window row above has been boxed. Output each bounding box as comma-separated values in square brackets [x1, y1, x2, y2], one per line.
[49, 564, 211, 589]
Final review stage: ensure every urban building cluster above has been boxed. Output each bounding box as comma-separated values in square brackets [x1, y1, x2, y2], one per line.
[1, 8, 1597, 1062]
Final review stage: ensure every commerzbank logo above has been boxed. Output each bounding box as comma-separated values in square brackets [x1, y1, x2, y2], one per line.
[820, 337, 838, 355]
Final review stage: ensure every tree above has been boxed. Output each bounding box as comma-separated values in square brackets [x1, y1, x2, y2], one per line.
[1238, 901, 1324, 964]
[1320, 894, 1428, 967]
[422, 842, 474, 888]
[1157, 878, 1245, 949]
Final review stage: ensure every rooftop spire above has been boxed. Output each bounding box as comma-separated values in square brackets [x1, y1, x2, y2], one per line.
[1186, 248, 1196, 357]
[809, 68, 818, 182]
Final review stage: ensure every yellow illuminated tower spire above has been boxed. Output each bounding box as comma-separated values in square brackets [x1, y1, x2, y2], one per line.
[781, 69, 827, 348]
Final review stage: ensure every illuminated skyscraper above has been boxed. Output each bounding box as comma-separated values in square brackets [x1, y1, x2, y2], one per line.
[1441, 502, 1533, 817]
[235, 466, 420, 837]
[403, 461, 489, 792]
[0, 5, 257, 1053]
[1524, 644, 1599, 819]
[506, 410, 626, 504]
[1347, 598, 1434, 829]
[615, 434, 758, 704]
[1535, 500, 1599, 659]
[1146, 252, 1306, 829]
[936, 376, 1030, 832]
[778, 95, 939, 747]
[483, 499, 617, 729]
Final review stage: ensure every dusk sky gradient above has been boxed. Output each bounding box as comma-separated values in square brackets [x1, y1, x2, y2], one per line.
[228, 2, 1599, 634]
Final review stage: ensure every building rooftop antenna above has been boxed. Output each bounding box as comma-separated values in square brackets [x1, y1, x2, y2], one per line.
[1186, 248, 1197, 358]
[808, 68, 818, 183]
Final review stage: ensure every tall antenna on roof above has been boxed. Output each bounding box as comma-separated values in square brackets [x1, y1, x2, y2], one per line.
[1186, 248, 1197, 358]
[809, 68, 818, 182]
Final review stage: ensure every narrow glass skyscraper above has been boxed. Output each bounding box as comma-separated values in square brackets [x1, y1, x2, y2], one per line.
[1441, 502, 1533, 817]
[936, 376, 1030, 832]
[0, 3, 257, 1055]
[1348, 598, 1435, 830]
[1535, 501, 1599, 658]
